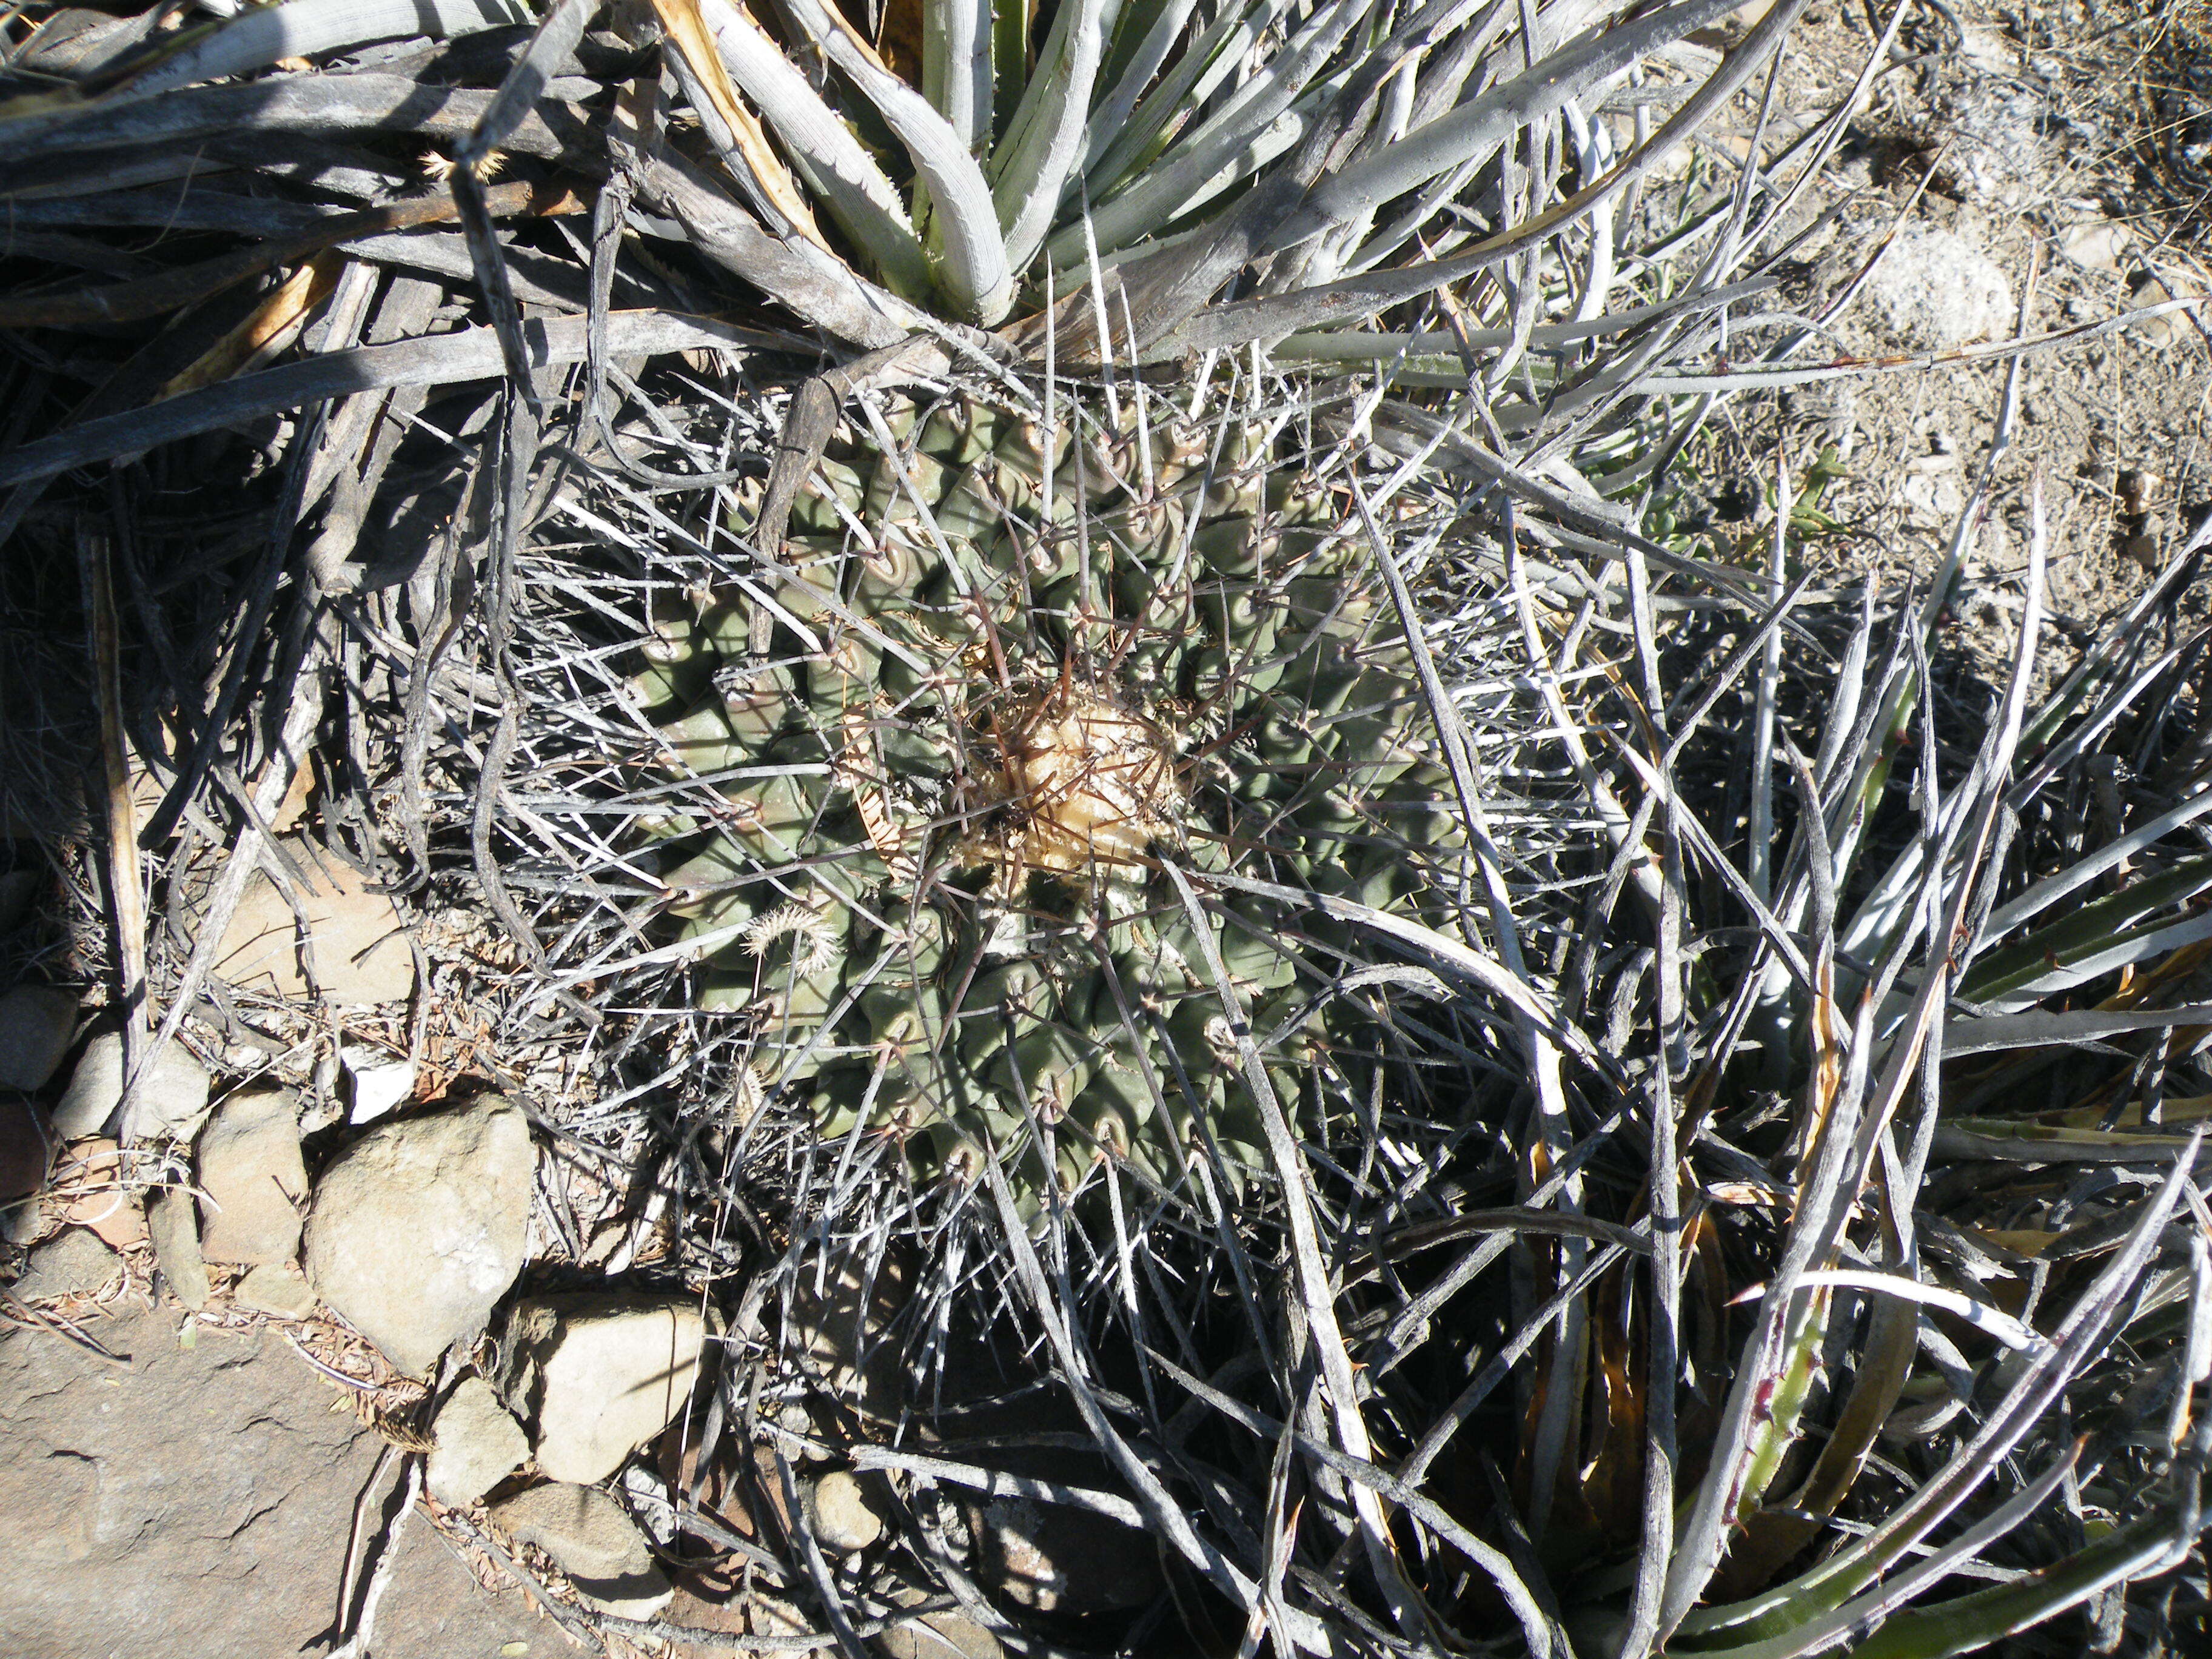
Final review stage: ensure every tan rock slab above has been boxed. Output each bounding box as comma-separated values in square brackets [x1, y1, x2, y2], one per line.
[302, 1095, 532, 1376]
[235, 1262, 319, 1320]
[499, 1293, 705, 1486]
[489, 1483, 671, 1620]
[427, 1378, 529, 1507]
[213, 845, 416, 1005]
[146, 1188, 210, 1310]
[196, 1088, 306, 1266]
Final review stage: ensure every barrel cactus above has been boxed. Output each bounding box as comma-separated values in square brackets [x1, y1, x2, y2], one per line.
[631, 394, 1463, 1204]
[597, 0, 1795, 1207]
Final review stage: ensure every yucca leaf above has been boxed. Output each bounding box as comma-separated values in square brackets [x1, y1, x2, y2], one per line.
[990, 0, 1117, 272]
[1675, 1139, 2200, 1651]
[110, 0, 528, 100]
[1715, 1288, 1917, 1601]
[1943, 1001, 2212, 1056]
[654, 0, 831, 241]
[1734, 1269, 2048, 1355]
[1262, 0, 1751, 255]
[1683, 1443, 2088, 1659]
[1081, 0, 1294, 202]
[1956, 856, 2212, 1008]
[1931, 1118, 2204, 1159]
[1982, 787, 2212, 939]
[1843, 1512, 2187, 1659]
[778, 0, 1013, 322]
[921, 0, 993, 152]
[694, 0, 933, 300]
[640, 153, 923, 348]
[1050, 0, 1370, 269]
[1082, 0, 1205, 173]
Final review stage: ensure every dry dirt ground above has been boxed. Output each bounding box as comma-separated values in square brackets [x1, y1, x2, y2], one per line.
[1674, 0, 2212, 680]
[5, 2, 2211, 1656]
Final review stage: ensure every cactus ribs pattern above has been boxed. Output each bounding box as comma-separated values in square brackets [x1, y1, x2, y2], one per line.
[632, 392, 1466, 1210]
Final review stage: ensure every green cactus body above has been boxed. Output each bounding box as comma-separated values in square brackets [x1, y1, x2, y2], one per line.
[635, 395, 1465, 1213]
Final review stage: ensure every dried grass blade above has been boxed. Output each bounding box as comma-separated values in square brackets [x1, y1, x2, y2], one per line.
[0, 310, 776, 489]
[1161, 861, 1428, 1639]
[112, 0, 527, 101]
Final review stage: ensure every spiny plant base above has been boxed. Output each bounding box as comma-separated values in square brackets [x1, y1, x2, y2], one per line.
[632, 386, 1467, 1214]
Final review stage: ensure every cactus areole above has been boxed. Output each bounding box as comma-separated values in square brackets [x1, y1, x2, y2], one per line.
[635, 392, 1464, 1210]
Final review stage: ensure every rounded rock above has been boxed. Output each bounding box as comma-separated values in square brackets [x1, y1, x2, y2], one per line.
[195, 1088, 307, 1267]
[427, 1377, 530, 1507]
[234, 1262, 319, 1320]
[497, 1293, 705, 1485]
[0, 985, 78, 1092]
[13, 1227, 121, 1302]
[488, 1483, 672, 1620]
[53, 1032, 212, 1144]
[808, 1470, 886, 1554]
[302, 1095, 532, 1377]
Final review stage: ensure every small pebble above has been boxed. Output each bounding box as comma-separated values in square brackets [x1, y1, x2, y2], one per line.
[342, 1051, 416, 1125]
[809, 1470, 886, 1554]
[147, 1188, 211, 1310]
[13, 1226, 121, 1301]
[2128, 272, 2193, 350]
[0, 985, 78, 1091]
[235, 1262, 320, 1320]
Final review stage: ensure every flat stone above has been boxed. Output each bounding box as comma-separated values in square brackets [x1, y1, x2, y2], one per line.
[427, 1377, 530, 1507]
[213, 843, 416, 1005]
[53, 1032, 212, 1143]
[489, 1483, 672, 1620]
[302, 1095, 532, 1377]
[12, 1227, 120, 1302]
[342, 1048, 415, 1125]
[1861, 224, 2013, 352]
[0, 1305, 549, 1659]
[876, 1609, 1007, 1659]
[809, 1470, 886, 1554]
[0, 985, 77, 1091]
[0, 1098, 49, 1213]
[234, 1262, 318, 1319]
[499, 1293, 706, 1485]
[146, 1188, 210, 1311]
[195, 1088, 306, 1266]
[56, 1139, 147, 1251]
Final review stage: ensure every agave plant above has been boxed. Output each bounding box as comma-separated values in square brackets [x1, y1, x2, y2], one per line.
[1488, 378, 2212, 1657]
